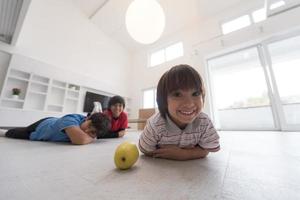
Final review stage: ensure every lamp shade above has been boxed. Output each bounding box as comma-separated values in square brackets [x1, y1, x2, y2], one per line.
[125, 0, 165, 44]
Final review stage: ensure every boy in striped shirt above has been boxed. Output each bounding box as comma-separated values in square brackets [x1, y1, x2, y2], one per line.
[139, 64, 220, 160]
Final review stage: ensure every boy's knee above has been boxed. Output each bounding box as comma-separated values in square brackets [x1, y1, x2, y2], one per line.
[5, 129, 15, 137]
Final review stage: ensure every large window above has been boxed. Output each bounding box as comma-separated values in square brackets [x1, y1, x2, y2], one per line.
[268, 35, 300, 127]
[207, 34, 300, 131]
[208, 47, 275, 130]
[252, 8, 267, 23]
[221, 7, 267, 35]
[149, 42, 183, 67]
[143, 88, 157, 109]
[221, 0, 300, 35]
[221, 15, 252, 35]
[269, 0, 285, 10]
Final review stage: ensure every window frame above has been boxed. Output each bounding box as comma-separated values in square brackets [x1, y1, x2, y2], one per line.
[205, 29, 300, 131]
[142, 87, 157, 109]
[148, 42, 184, 67]
[220, 6, 268, 35]
[221, 14, 252, 35]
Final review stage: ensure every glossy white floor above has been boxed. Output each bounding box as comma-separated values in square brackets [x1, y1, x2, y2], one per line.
[0, 129, 300, 200]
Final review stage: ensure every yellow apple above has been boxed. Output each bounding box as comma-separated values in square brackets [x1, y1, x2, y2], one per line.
[114, 141, 139, 170]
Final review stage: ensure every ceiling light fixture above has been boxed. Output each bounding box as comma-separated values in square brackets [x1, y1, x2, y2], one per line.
[125, 0, 165, 44]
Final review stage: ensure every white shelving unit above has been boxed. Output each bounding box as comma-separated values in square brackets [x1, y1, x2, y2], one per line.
[0, 68, 81, 114]
[24, 74, 49, 111]
[46, 80, 66, 112]
[0, 54, 132, 127]
[0, 69, 30, 109]
[64, 84, 80, 113]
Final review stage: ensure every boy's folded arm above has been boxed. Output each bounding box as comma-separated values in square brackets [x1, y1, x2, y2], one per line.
[138, 140, 155, 156]
[98, 129, 126, 138]
[152, 145, 209, 161]
[98, 131, 119, 138]
[141, 151, 154, 157]
[184, 146, 209, 159]
[65, 126, 94, 145]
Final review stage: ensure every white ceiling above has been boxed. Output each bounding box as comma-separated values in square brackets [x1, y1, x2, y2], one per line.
[73, 0, 262, 51]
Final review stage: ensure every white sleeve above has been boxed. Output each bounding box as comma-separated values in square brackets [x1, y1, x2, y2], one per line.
[198, 118, 220, 152]
[138, 118, 158, 153]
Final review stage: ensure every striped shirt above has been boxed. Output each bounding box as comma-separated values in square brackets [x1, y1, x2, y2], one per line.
[139, 112, 220, 153]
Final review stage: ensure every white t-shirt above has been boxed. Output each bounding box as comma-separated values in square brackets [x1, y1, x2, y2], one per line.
[139, 112, 220, 153]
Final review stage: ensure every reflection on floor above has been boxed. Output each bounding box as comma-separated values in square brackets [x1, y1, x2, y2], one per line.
[0, 130, 300, 200]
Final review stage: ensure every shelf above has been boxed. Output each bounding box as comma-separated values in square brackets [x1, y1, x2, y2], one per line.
[47, 103, 63, 107]
[67, 84, 80, 91]
[1, 99, 24, 109]
[47, 104, 63, 112]
[52, 80, 66, 88]
[30, 82, 48, 93]
[51, 85, 66, 90]
[67, 88, 79, 93]
[48, 87, 65, 105]
[24, 93, 46, 110]
[29, 90, 47, 95]
[9, 69, 30, 80]
[1, 97, 25, 102]
[66, 97, 78, 101]
[0, 57, 130, 122]
[8, 76, 29, 82]
[67, 90, 79, 98]
[31, 74, 49, 84]
[31, 80, 49, 86]
[0, 106, 25, 111]
[4, 78, 29, 99]
[2, 69, 80, 113]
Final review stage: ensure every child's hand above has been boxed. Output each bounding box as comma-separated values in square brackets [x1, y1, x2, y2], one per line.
[152, 145, 188, 160]
[152, 145, 208, 160]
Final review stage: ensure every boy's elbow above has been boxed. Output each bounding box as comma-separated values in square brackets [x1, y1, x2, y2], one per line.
[138, 143, 153, 156]
[118, 131, 126, 137]
[71, 138, 93, 145]
[143, 151, 154, 157]
[208, 146, 220, 152]
[139, 148, 153, 157]
[201, 151, 209, 158]
[71, 141, 87, 145]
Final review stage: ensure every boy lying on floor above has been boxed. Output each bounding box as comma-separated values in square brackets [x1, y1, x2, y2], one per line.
[4, 113, 110, 145]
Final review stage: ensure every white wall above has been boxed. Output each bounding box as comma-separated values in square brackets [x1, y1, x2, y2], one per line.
[129, 5, 300, 120]
[0, 0, 134, 127]
[7, 0, 132, 97]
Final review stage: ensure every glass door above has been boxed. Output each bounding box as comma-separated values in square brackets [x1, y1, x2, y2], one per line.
[265, 35, 300, 130]
[207, 47, 277, 130]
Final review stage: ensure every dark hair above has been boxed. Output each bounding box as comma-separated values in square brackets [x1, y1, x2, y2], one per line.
[88, 112, 111, 138]
[156, 64, 205, 119]
[108, 95, 125, 109]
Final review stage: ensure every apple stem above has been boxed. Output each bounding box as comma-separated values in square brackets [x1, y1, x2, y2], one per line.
[122, 157, 126, 162]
